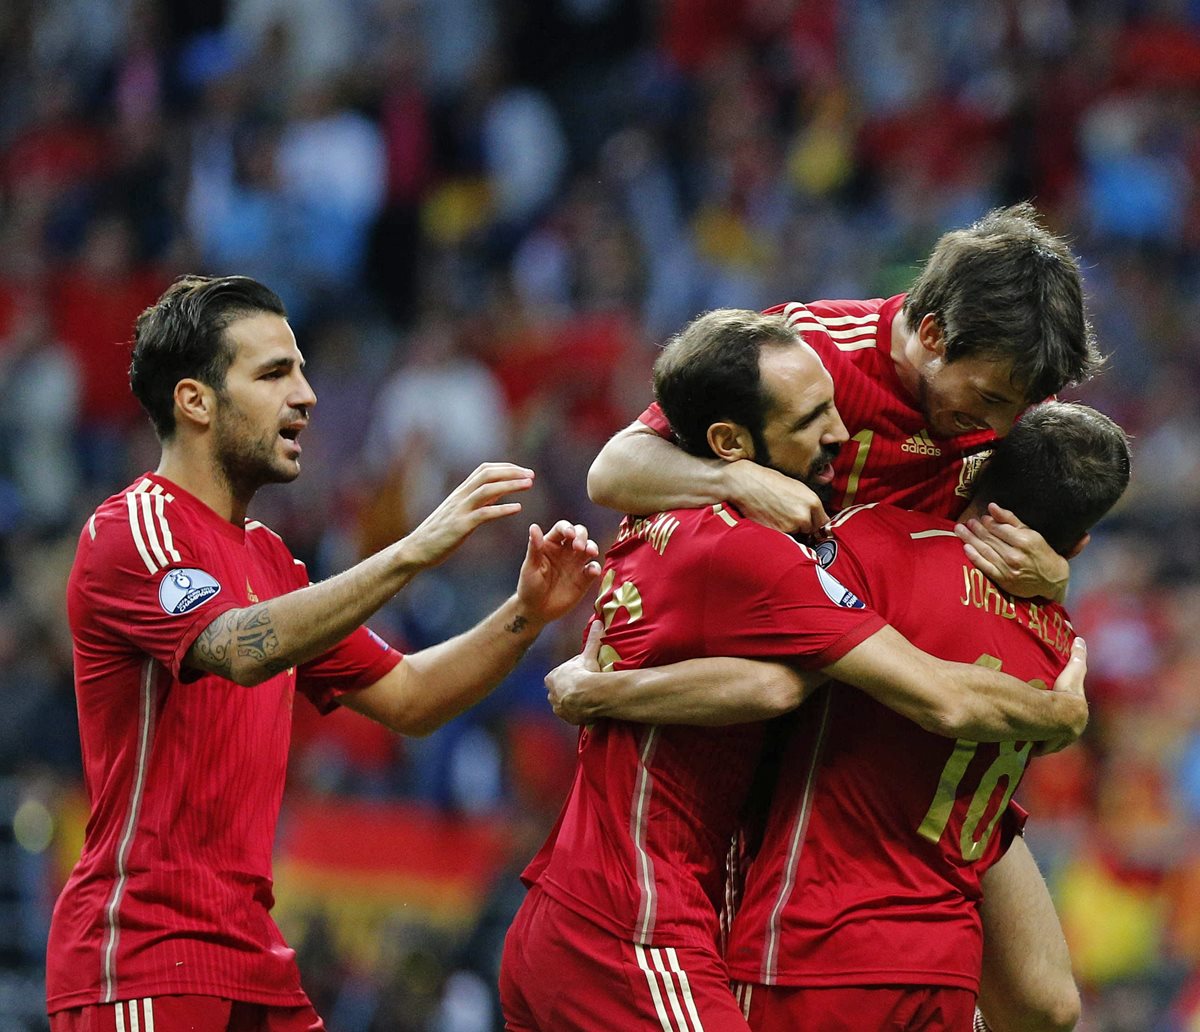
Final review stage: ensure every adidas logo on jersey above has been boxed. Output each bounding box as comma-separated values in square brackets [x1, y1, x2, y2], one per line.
[902, 430, 942, 456]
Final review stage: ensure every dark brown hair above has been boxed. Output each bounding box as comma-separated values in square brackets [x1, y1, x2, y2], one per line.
[129, 275, 287, 439]
[902, 203, 1103, 401]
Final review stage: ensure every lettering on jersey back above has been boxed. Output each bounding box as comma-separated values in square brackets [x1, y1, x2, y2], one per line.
[959, 565, 1073, 657]
[615, 512, 681, 557]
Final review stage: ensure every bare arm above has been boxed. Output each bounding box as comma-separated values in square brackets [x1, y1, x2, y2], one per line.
[547, 622, 1088, 744]
[343, 521, 601, 736]
[185, 463, 534, 685]
[547, 623, 821, 725]
[587, 421, 830, 533]
[977, 836, 1080, 1032]
[826, 626, 1088, 742]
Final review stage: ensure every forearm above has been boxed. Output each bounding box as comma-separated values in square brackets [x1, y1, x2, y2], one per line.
[387, 594, 544, 734]
[186, 539, 427, 685]
[588, 425, 728, 514]
[560, 658, 814, 725]
[826, 627, 1087, 742]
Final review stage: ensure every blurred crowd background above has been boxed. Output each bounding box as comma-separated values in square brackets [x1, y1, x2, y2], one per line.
[0, 0, 1198, 1029]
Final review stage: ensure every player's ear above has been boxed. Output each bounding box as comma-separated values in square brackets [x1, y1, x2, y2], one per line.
[1063, 532, 1090, 560]
[174, 378, 216, 430]
[917, 313, 946, 357]
[708, 421, 755, 462]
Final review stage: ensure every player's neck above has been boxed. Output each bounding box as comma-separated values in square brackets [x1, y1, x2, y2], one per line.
[958, 499, 986, 524]
[156, 445, 251, 526]
[889, 310, 923, 401]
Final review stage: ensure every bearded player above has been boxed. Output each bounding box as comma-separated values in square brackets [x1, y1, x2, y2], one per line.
[47, 275, 602, 1032]
[500, 310, 1089, 1032]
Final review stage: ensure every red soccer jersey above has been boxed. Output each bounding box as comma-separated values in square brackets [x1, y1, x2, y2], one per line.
[638, 296, 996, 519]
[725, 503, 1074, 991]
[521, 504, 886, 949]
[48, 473, 403, 1012]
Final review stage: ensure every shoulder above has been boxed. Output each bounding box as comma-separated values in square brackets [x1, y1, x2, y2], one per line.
[85, 478, 189, 575]
[764, 298, 887, 356]
[614, 505, 816, 573]
[244, 519, 302, 571]
[826, 503, 955, 559]
[696, 504, 822, 573]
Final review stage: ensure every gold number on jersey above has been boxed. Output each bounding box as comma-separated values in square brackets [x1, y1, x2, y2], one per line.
[841, 429, 875, 507]
[592, 569, 645, 671]
[916, 653, 1034, 861]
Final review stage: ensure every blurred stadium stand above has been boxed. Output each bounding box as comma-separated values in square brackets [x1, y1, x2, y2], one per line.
[3, 0, 1200, 1029]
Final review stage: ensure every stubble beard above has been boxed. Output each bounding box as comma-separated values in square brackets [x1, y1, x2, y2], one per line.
[759, 436, 840, 508]
[212, 400, 299, 502]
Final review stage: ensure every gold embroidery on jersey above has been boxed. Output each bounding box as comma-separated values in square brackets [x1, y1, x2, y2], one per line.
[955, 449, 992, 498]
[614, 512, 681, 556]
[959, 565, 1017, 620]
[246, 578, 260, 603]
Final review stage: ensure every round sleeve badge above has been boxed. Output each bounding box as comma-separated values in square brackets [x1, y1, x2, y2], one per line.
[158, 568, 222, 614]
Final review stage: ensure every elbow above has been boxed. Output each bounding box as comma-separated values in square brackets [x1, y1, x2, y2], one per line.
[915, 696, 974, 739]
[386, 701, 444, 738]
[229, 662, 272, 688]
[763, 677, 807, 717]
[586, 457, 618, 507]
[396, 718, 439, 738]
[1008, 985, 1081, 1032]
[1047, 991, 1082, 1032]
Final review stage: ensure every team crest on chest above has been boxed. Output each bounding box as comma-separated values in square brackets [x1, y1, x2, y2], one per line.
[956, 449, 993, 498]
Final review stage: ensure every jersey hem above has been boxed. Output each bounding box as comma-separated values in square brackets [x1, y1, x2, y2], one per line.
[725, 966, 980, 992]
[535, 876, 720, 951]
[47, 980, 310, 1014]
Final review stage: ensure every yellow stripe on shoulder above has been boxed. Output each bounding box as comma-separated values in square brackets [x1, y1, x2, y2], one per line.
[827, 503, 876, 529]
[909, 529, 958, 540]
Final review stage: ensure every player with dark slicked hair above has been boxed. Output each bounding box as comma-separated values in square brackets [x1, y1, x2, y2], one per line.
[47, 274, 602, 1032]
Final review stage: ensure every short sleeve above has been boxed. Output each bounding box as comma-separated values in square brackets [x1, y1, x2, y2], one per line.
[703, 527, 887, 669]
[637, 401, 673, 439]
[995, 798, 1030, 861]
[80, 514, 240, 681]
[296, 626, 404, 714]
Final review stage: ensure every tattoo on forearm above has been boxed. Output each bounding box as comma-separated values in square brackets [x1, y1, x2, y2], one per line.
[189, 603, 287, 679]
[505, 614, 529, 635]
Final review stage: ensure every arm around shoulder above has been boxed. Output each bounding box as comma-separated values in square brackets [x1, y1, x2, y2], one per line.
[587, 420, 729, 515]
[824, 625, 1089, 743]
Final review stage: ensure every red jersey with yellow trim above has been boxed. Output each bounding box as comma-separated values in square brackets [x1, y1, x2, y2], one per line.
[638, 296, 996, 519]
[48, 473, 403, 1012]
[725, 503, 1073, 990]
[520, 504, 886, 949]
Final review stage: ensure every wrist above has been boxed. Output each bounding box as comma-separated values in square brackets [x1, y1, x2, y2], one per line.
[504, 594, 548, 641]
[720, 458, 753, 506]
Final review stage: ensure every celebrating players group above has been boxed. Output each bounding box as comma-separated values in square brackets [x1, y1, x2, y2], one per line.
[48, 205, 1126, 1032]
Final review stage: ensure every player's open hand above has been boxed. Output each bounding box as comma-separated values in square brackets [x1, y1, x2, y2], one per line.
[724, 459, 831, 535]
[546, 620, 605, 725]
[516, 521, 602, 627]
[955, 503, 1076, 601]
[1038, 636, 1089, 755]
[403, 462, 534, 569]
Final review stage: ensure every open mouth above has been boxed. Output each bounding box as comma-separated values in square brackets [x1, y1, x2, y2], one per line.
[813, 461, 835, 484]
[279, 425, 304, 454]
